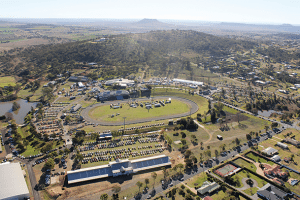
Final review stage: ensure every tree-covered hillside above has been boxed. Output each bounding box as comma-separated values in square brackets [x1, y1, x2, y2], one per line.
[0, 30, 257, 77]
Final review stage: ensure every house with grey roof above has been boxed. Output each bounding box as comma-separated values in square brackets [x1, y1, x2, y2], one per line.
[197, 181, 220, 195]
[257, 183, 290, 200]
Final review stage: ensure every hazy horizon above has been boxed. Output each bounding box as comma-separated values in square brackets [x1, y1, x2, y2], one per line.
[1, 17, 299, 27]
[0, 0, 300, 25]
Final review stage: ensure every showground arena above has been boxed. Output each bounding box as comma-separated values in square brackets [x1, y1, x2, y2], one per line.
[81, 96, 199, 126]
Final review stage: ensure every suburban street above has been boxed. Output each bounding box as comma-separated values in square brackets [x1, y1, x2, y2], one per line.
[132, 121, 286, 200]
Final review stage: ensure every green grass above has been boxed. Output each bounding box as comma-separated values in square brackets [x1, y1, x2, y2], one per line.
[22, 144, 40, 157]
[89, 99, 189, 122]
[185, 172, 208, 188]
[231, 170, 267, 189]
[0, 76, 16, 87]
[232, 158, 257, 172]
[245, 152, 274, 166]
[284, 170, 300, 195]
[243, 187, 258, 196]
[151, 87, 209, 118]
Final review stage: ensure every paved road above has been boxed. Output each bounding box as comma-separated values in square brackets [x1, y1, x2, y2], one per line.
[25, 159, 41, 200]
[81, 96, 199, 126]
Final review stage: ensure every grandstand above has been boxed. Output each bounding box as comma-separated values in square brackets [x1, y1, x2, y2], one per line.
[67, 154, 171, 184]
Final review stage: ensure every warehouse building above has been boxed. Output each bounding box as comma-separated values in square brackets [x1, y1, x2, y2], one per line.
[0, 162, 30, 200]
[67, 154, 171, 184]
[262, 147, 278, 156]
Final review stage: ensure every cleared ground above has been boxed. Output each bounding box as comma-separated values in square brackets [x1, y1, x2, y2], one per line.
[0, 76, 16, 87]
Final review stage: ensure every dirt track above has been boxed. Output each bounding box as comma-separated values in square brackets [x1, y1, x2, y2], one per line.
[81, 96, 199, 126]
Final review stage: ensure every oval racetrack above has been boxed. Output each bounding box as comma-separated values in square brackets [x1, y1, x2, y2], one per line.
[81, 96, 199, 126]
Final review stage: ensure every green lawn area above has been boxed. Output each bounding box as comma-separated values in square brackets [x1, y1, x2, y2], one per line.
[89, 99, 189, 122]
[243, 187, 258, 196]
[22, 144, 40, 157]
[232, 158, 257, 172]
[152, 87, 209, 118]
[231, 170, 267, 189]
[245, 152, 274, 166]
[0, 76, 16, 87]
[18, 82, 46, 102]
[185, 172, 208, 188]
[284, 170, 300, 195]
[18, 126, 30, 138]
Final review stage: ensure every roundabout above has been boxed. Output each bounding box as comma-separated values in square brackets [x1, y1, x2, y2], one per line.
[81, 96, 199, 126]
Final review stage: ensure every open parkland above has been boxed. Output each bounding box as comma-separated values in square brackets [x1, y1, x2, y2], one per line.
[1, 78, 300, 200]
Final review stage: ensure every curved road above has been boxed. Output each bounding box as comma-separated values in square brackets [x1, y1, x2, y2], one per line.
[81, 96, 199, 126]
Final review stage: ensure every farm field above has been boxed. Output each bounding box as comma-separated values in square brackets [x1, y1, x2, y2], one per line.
[0, 76, 16, 87]
[89, 99, 190, 122]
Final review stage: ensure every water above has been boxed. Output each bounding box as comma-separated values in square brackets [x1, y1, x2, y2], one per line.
[257, 110, 282, 117]
[0, 99, 39, 124]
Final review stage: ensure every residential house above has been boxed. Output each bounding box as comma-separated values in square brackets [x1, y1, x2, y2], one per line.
[257, 183, 289, 200]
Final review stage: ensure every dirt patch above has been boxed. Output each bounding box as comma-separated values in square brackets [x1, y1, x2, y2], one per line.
[222, 111, 249, 123]
[51, 176, 60, 185]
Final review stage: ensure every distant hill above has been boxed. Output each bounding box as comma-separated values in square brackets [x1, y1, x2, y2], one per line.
[132, 18, 174, 29]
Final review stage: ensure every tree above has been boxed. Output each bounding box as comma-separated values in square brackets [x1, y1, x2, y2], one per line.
[65, 115, 71, 124]
[64, 148, 71, 155]
[12, 102, 20, 111]
[100, 193, 109, 200]
[145, 178, 149, 187]
[44, 158, 55, 170]
[265, 125, 269, 133]
[91, 132, 99, 140]
[235, 138, 240, 146]
[200, 142, 203, 149]
[75, 152, 84, 163]
[177, 163, 184, 174]
[136, 181, 143, 192]
[246, 134, 252, 141]
[151, 172, 157, 188]
[215, 150, 219, 158]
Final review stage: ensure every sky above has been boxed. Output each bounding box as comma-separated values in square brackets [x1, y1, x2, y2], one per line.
[0, 0, 299, 25]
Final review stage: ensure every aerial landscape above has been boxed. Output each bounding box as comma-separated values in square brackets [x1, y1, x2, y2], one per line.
[1, 1, 300, 200]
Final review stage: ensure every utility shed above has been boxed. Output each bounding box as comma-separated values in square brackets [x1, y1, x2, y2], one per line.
[0, 162, 30, 200]
[277, 142, 288, 149]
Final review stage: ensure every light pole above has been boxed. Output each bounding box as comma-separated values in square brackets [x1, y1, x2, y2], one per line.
[123, 117, 126, 135]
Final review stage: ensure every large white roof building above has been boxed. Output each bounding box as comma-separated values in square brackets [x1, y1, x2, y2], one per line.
[0, 162, 30, 200]
[172, 78, 203, 86]
[67, 154, 171, 184]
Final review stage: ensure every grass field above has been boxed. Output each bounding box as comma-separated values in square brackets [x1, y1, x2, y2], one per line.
[185, 172, 208, 188]
[18, 82, 47, 101]
[243, 187, 258, 196]
[88, 99, 190, 122]
[151, 87, 208, 118]
[231, 170, 267, 189]
[232, 158, 257, 172]
[245, 152, 274, 166]
[0, 76, 16, 87]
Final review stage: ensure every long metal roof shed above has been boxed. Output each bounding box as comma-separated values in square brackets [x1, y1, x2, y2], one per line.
[0, 162, 30, 200]
[67, 154, 171, 184]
